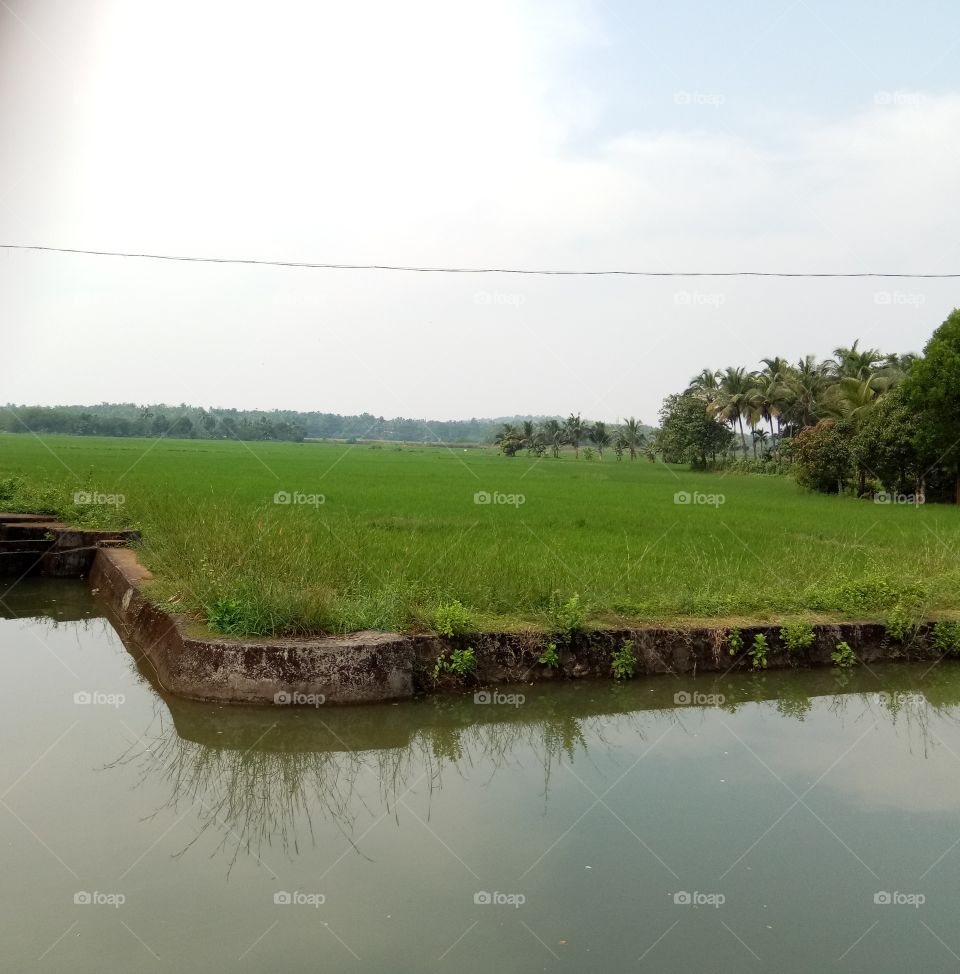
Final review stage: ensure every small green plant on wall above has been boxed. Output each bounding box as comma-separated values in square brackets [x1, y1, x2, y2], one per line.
[885, 603, 916, 644]
[433, 646, 477, 680]
[779, 621, 814, 654]
[434, 600, 474, 638]
[547, 593, 585, 641]
[727, 627, 744, 656]
[831, 641, 856, 668]
[538, 642, 560, 669]
[932, 621, 960, 655]
[749, 634, 769, 670]
[611, 640, 636, 680]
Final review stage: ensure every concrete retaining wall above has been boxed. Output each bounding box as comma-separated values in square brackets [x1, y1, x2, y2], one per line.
[88, 546, 945, 706]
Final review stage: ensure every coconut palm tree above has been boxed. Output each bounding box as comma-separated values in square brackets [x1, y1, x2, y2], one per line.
[714, 367, 755, 456]
[829, 340, 883, 379]
[590, 421, 612, 460]
[752, 429, 769, 457]
[564, 413, 586, 458]
[621, 416, 646, 460]
[541, 418, 564, 459]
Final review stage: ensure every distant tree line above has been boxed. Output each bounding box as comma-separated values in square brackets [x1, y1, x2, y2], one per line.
[494, 416, 656, 460]
[658, 308, 960, 503]
[0, 403, 559, 445]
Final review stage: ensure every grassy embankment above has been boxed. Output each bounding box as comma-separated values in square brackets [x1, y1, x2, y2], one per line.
[1, 433, 956, 636]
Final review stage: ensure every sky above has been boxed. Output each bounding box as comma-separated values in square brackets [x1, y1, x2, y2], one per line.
[1, 0, 959, 424]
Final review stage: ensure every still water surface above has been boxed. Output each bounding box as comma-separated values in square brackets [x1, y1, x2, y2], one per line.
[3, 580, 960, 972]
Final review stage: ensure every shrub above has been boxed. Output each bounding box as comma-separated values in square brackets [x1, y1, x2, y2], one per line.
[727, 627, 744, 656]
[749, 633, 769, 670]
[831, 641, 856, 668]
[809, 572, 927, 616]
[538, 643, 560, 669]
[932, 621, 960, 655]
[547, 593, 585, 640]
[885, 603, 916, 643]
[611, 640, 636, 680]
[433, 646, 477, 680]
[793, 420, 852, 494]
[434, 600, 474, 638]
[780, 621, 815, 653]
[206, 595, 271, 636]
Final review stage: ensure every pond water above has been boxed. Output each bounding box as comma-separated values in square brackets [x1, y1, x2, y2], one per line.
[3, 581, 960, 972]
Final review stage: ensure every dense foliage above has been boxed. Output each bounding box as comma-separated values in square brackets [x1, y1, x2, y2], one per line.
[0, 403, 560, 445]
[664, 309, 960, 503]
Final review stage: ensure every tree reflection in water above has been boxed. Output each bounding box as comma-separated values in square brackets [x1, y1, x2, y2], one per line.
[106, 664, 960, 873]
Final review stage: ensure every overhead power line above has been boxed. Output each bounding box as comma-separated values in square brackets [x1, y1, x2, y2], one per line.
[1, 243, 958, 277]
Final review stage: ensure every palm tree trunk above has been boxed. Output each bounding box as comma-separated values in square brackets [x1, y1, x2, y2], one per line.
[738, 416, 747, 456]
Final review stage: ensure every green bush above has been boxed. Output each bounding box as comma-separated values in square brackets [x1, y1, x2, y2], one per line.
[611, 639, 636, 680]
[885, 603, 916, 643]
[780, 621, 815, 653]
[547, 593, 585, 639]
[831, 641, 856, 668]
[433, 646, 477, 679]
[727, 627, 744, 656]
[538, 643, 560, 669]
[810, 572, 927, 616]
[932, 621, 960, 654]
[749, 633, 769, 669]
[434, 600, 474, 638]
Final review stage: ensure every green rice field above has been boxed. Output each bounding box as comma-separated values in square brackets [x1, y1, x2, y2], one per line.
[2, 433, 958, 635]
